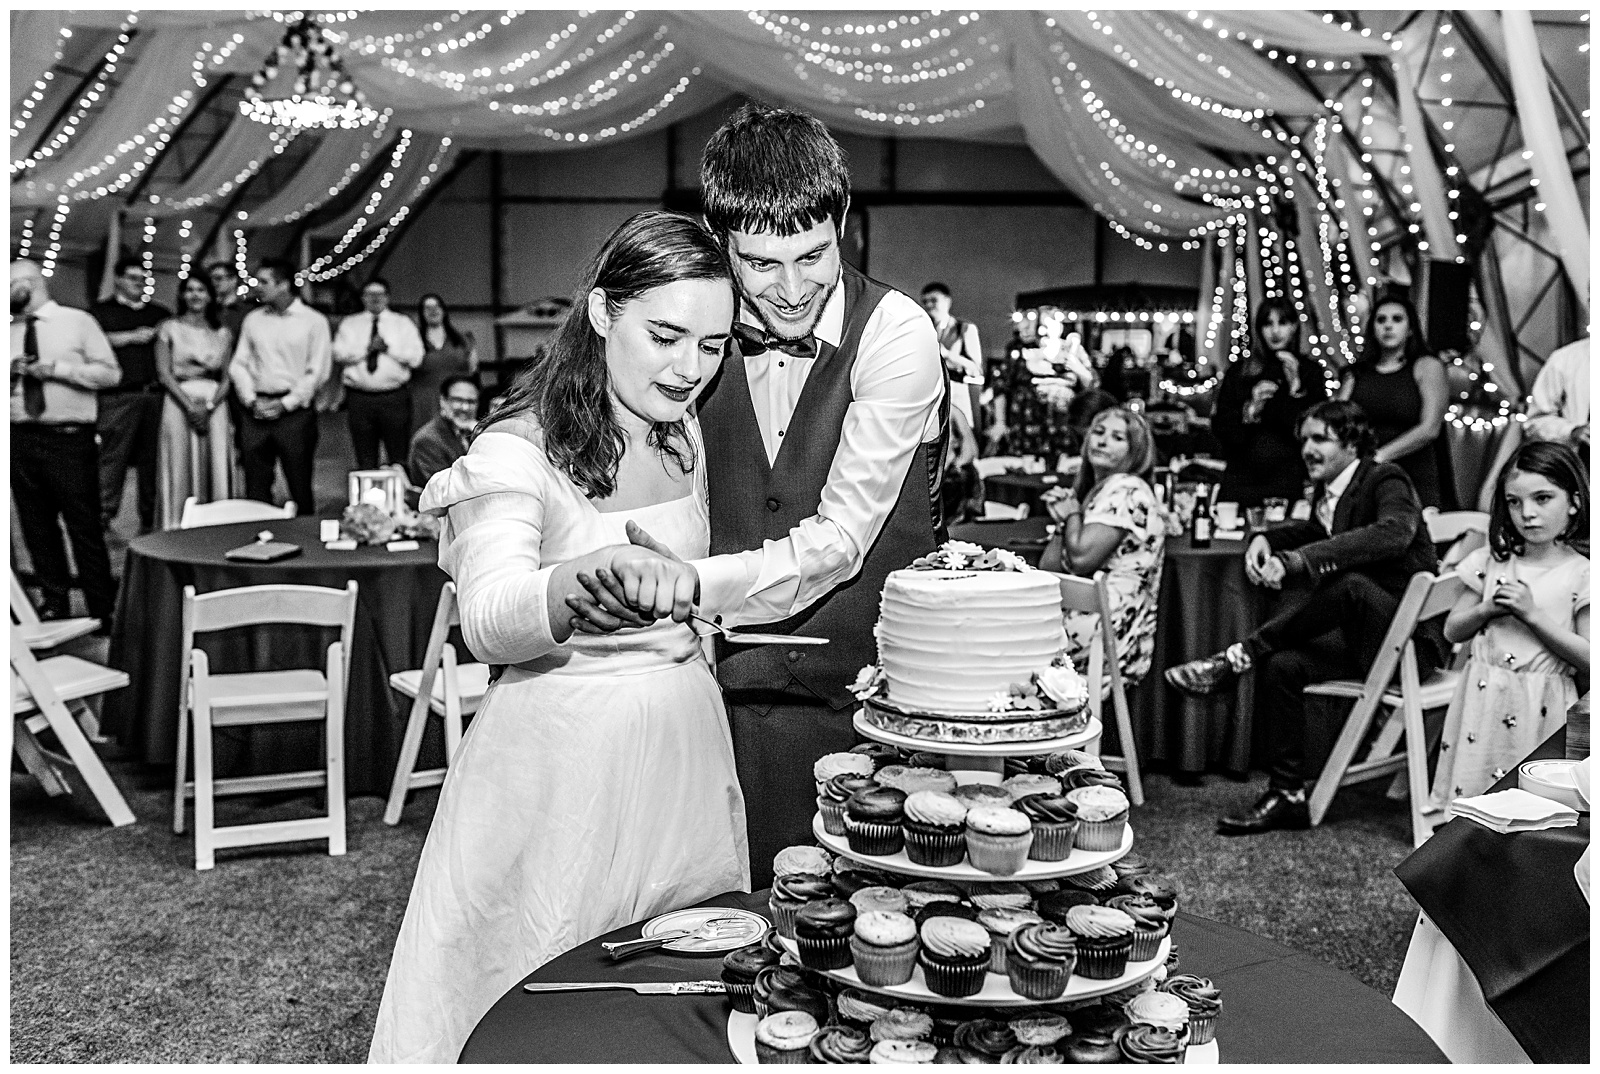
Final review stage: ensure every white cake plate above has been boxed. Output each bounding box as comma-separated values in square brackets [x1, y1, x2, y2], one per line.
[814, 814, 1131, 881]
[853, 709, 1103, 758]
[726, 1012, 1218, 1064]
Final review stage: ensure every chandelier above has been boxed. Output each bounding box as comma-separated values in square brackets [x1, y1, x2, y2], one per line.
[240, 15, 378, 130]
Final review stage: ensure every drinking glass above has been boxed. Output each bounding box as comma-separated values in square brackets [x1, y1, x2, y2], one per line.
[1263, 497, 1289, 523]
[1246, 506, 1268, 534]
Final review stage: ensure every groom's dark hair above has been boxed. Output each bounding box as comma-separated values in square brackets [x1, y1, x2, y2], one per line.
[701, 101, 850, 239]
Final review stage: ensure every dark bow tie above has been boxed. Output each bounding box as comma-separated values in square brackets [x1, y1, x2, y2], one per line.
[731, 322, 817, 360]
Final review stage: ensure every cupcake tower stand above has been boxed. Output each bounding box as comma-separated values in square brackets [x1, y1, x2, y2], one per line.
[728, 712, 1220, 1062]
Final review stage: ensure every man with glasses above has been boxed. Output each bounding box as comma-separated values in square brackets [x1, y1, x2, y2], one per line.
[90, 255, 171, 532]
[332, 276, 424, 471]
[406, 374, 478, 491]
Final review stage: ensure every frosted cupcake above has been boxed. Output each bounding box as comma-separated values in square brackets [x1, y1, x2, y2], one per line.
[917, 918, 991, 998]
[755, 1010, 818, 1064]
[869, 1007, 934, 1042]
[1063, 785, 1129, 852]
[1011, 792, 1079, 862]
[902, 791, 969, 867]
[849, 885, 910, 917]
[1001, 773, 1062, 800]
[900, 880, 964, 911]
[818, 774, 878, 836]
[967, 882, 1031, 911]
[1063, 766, 1124, 792]
[794, 897, 857, 971]
[868, 1039, 938, 1064]
[1063, 904, 1136, 980]
[975, 907, 1043, 974]
[878, 766, 959, 797]
[1125, 991, 1192, 1036]
[1061, 864, 1119, 895]
[814, 751, 876, 795]
[1116, 1024, 1186, 1064]
[953, 783, 1015, 809]
[1161, 974, 1222, 1045]
[773, 845, 833, 879]
[809, 1024, 874, 1065]
[1005, 922, 1078, 1000]
[845, 787, 908, 856]
[721, 942, 779, 1015]
[963, 806, 1034, 876]
[849, 910, 919, 987]
[1043, 748, 1103, 776]
[834, 987, 895, 1032]
[951, 1019, 1016, 1061]
[768, 872, 834, 940]
[1008, 1014, 1072, 1047]
[1105, 894, 1170, 962]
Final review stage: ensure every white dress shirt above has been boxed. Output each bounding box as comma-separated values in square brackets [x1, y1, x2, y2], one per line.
[1317, 457, 1361, 535]
[691, 274, 944, 627]
[1525, 337, 1590, 442]
[332, 307, 426, 392]
[229, 298, 331, 411]
[10, 300, 120, 424]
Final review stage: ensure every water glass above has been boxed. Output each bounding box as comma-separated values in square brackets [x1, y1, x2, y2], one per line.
[1263, 497, 1289, 523]
[1246, 506, 1268, 534]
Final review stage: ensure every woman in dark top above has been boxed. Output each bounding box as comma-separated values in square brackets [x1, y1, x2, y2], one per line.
[410, 293, 479, 434]
[1339, 292, 1449, 508]
[1212, 298, 1329, 507]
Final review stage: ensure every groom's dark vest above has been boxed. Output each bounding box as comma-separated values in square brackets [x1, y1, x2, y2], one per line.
[698, 264, 949, 710]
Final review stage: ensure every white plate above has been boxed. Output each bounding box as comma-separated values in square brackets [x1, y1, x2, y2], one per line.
[779, 934, 1168, 1008]
[813, 814, 1131, 881]
[853, 710, 1103, 758]
[640, 907, 770, 954]
[728, 1012, 1218, 1064]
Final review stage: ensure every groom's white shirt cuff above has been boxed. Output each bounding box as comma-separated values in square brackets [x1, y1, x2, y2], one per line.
[691, 278, 943, 628]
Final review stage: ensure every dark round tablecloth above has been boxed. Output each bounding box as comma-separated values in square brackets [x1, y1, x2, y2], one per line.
[100, 516, 451, 797]
[459, 887, 1445, 1064]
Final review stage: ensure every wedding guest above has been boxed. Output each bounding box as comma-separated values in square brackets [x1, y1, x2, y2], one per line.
[406, 375, 477, 489]
[369, 211, 747, 1064]
[410, 293, 478, 435]
[1431, 440, 1589, 805]
[1213, 298, 1328, 508]
[921, 282, 983, 430]
[990, 310, 1095, 464]
[1525, 336, 1589, 458]
[206, 261, 257, 340]
[1339, 292, 1449, 508]
[153, 274, 235, 529]
[1166, 401, 1443, 834]
[91, 255, 171, 532]
[229, 258, 330, 512]
[332, 276, 424, 470]
[1041, 407, 1165, 689]
[10, 259, 120, 623]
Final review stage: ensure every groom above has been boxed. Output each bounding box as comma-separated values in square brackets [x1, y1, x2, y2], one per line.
[612, 104, 949, 887]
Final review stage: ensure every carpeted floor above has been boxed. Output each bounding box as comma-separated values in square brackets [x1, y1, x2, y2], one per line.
[11, 745, 1427, 1064]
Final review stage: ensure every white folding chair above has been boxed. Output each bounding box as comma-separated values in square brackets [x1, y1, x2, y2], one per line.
[1423, 508, 1490, 569]
[1304, 571, 1468, 847]
[982, 500, 1030, 521]
[383, 582, 490, 825]
[10, 569, 99, 650]
[179, 497, 297, 529]
[975, 456, 1024, 480]
[173, 582, 356, 870]
[1049, 570, 1145, 806]
[10, 632, 136, 826]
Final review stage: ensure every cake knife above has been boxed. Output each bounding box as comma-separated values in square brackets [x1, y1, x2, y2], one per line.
[522, 980, 727, 995]
[687, 612, 828, 646]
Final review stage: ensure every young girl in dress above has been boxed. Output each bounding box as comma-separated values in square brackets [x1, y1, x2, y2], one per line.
[1430, 440, 1590, 805]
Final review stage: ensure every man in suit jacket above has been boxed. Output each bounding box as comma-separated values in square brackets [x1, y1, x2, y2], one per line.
[1167, 400, 1442, 834]
[406, 374, 477, 491]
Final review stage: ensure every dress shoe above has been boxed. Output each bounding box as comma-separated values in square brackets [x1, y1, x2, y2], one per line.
[1216, 789, 1311, 835]
[1164, 652, 1237, 696]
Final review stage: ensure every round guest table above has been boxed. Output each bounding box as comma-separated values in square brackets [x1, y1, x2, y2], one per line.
[100, 516, 450, 797]
[950, 519, 1271, 777]
[458, 888, 1445, 1063]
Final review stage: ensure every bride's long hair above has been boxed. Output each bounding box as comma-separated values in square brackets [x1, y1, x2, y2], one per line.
[481, 211, 733, 499]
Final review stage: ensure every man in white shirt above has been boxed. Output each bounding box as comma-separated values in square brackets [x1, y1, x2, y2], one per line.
[1525, 336, 1589, 450]
[921, 281, 984, 431]
[332, 276, 425, 471]
[229, 258, 331, 512]
[10, 259, 121, 623]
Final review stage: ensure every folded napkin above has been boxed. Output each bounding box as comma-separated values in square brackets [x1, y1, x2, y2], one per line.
[1450, 788, 1580, 834]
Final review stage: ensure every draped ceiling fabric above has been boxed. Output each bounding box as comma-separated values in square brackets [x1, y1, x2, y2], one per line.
[9, 8, 1589, 387]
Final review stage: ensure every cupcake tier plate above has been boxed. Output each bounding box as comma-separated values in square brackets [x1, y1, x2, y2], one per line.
[777, 934, 1169, 1009]
[813, 814, 1131, 881]
[853, 709, 1102, 758]
[725, 1011, 1219, 1064]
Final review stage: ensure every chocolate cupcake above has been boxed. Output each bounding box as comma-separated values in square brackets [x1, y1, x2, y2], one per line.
[1001, 773, 1062, 801]
[1070, 1001, 1133, 1039]
[868, 1039, 938, 1063]
[1043, 748, 1103, 776]
[850, 885, 911, 917]
[917, 918, 991, 998]
[1034, 888, 1099, 924]
[758, 966, 832, 1025]
[1062, 1030, 1124, 1064]
[1063, 786, 1129, 852]
[976, 907, 1044, 974]
[1160, 974, 1222, 1045]
[849, 910, 919, 986]
[1116, 1024, 1186, 1063]
[1021, 878, 1062, 895]
[845, 786, 908, 857]
[1008, 1014, 1071, 1047]
[835, 987, 895, 1031]
[931, 1046, 986, 1063]
[833, 866, 903, 898]
[1108, 852, 1153, 893]
[967, 882, 1031, 911]
[773, 844, 834, 879]
[905, 750, 947, 769]
[795, 897, 857, 971]
[1105, 894, 1170, 962]
[850, 741, 903, 771]
[1005, 922, 1078, 1000]
[819, 773, 878, 836]
[902, 790, 969, 867]
[900, 880, 965, 911]
[769, 872, 835, 939]
[963, 805, 1033, 876]
[1002, 1044, 1067, 1063]
[951, 1019, 1016, 1061]
[755, 1010, 818, 1065]
[953, 783, 1015, 809]
[810, 1023, 873, 1064]
[721, 942, 779, 1014]
[870, 1007, 934, 1042]
[1064, 905, 1136, 980]
[1063, 766, 1125, 792]
[912, 901, 981, 928]
[1012, 792, 1080, 862]
[1125, 875, 1181, 921]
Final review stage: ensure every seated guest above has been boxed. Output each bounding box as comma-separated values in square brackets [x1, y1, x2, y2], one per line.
[407, 374, 478, 490]
[1166, 400, 1443, 834]
[1213, 298, 1329, 508]
[1041, 406, 1165, 689]
[1524, 336, 1589, 450]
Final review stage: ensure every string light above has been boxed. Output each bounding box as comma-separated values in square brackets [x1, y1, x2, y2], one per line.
[10, 25, 71, 143]
[146, 127, 299, 214]
[16, 211, 40, 260]
[300, 137, 455, 283]
[514, 71, 700, 143]
[12, 14, 139, 178]
[140, 217, 157, 303]
[300, 129, 416, 277]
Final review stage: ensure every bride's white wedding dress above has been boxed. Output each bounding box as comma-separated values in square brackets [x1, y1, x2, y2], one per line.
[368, 418, 750, 1064]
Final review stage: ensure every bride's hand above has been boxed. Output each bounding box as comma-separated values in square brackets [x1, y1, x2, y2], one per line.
[566, 569, 653, 634]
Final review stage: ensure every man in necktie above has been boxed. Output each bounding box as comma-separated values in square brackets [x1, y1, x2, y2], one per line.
[10, 259, 121, 624]
[333, 276, 424, 471]
[1165, 400, 1443, 834]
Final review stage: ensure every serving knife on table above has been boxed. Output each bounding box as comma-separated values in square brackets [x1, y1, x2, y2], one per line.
[523, 980, 727, 995]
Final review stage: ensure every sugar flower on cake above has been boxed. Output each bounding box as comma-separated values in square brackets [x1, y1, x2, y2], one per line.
[850, 664, 886, 701]
[972, 547, 1029, 573]
[1035, 662, 1088, 707]
[909, 540, 1031, 573]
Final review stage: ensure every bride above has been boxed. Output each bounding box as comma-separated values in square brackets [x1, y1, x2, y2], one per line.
[369, 211, 749, 1063]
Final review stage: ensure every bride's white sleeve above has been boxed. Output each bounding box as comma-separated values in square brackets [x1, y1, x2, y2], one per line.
[419, 433, 561, 665]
